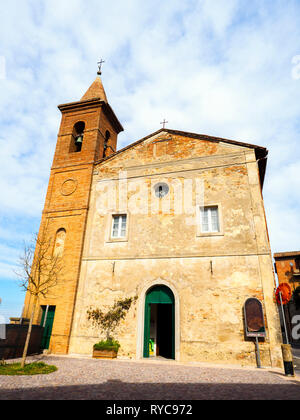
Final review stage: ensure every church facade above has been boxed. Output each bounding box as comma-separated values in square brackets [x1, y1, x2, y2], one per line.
[22, 74, 283, 367]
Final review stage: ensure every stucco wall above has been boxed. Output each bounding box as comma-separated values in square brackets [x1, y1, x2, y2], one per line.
[69, 132, 282, 367]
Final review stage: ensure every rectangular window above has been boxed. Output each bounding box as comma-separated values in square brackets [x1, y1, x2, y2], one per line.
[200, 206, 220, 233]
[111, 215, 127, 238]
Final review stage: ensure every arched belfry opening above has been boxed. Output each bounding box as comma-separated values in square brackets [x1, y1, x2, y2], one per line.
[71, 121, 85, 153]
[103, 130, 111, 157]
[143, 285, 175, 360]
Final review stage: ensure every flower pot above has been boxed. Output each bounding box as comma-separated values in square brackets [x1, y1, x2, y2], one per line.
[93, 348, 118, 359]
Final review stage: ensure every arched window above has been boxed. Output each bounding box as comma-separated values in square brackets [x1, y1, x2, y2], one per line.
[103, 130, 111, 157]
[53, 228, 66, 257]
[72, 121, 85, 153]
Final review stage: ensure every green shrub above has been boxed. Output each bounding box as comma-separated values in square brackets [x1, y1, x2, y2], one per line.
[0, 362, 57, 376]
[93, 339, 121, 352]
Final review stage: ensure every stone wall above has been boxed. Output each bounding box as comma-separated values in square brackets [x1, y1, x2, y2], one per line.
[69, 132, 282, 367]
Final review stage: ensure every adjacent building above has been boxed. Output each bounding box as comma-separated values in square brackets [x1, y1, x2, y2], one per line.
[274, 251, 300, 345]
[274, 251, 300, 289]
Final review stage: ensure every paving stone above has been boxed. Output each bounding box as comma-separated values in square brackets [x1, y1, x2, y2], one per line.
[0, 355, 299, 400]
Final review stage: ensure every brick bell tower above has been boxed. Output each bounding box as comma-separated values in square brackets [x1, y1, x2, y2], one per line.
[23, 68, 123, 354]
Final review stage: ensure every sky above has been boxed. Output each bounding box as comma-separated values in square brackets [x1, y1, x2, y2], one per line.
[0, 0, 299, 322]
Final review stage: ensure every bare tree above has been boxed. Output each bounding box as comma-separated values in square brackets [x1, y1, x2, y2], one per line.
[16, 232, 63, 368]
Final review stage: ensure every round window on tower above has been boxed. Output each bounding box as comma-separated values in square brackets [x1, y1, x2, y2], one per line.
[154, 183, 169, 198]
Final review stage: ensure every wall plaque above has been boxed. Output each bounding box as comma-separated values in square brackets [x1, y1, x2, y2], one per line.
[244, 298, 266, 338]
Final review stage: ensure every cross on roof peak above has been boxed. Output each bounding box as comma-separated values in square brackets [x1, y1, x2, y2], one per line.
[97, 59, 105, 75]
[160, 119, 168, 129]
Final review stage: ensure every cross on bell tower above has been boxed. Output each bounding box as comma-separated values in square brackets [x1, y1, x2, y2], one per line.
[97, 59, 105, 75]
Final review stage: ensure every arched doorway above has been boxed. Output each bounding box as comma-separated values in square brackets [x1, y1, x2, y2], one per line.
[143, 285, 175, 359]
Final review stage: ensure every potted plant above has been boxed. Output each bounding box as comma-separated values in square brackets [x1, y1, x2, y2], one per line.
[87, 296, 137, 359]
[93, 339, 120, 359]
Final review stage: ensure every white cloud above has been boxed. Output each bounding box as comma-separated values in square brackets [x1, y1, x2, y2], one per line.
[0, 0, 299, 264]
[0, 261, 18, 281]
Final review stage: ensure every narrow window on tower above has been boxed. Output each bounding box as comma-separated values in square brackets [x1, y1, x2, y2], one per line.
[71, 121, 85, 153]
[53, 228, 66, 257]
[103, 130, 111, 158]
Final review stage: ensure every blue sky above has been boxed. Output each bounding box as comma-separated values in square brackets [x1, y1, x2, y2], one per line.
[0, 0, 300, 321]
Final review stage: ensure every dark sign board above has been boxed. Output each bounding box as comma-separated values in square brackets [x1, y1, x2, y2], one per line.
[244, 298, 266, 338]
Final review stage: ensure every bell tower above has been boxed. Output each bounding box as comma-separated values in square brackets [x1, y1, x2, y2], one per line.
[22, 70, 123, 354]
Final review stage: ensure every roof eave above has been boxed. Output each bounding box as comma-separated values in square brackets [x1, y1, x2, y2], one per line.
[58, 98, 104, 112]
[95, 128, 268, 186]
[58, 98, 124, 134]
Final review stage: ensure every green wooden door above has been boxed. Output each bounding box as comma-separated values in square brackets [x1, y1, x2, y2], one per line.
[40, 306, 56, 350]
[143, 301, 151, 358]
[143, 286, 175, 359]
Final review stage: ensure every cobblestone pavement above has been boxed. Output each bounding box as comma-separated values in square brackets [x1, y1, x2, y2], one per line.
[292, 348, 300, 371]
[0, 355, 299, 400]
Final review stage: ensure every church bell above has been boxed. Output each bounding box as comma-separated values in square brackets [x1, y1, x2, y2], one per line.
[75, 134, 83, 145]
